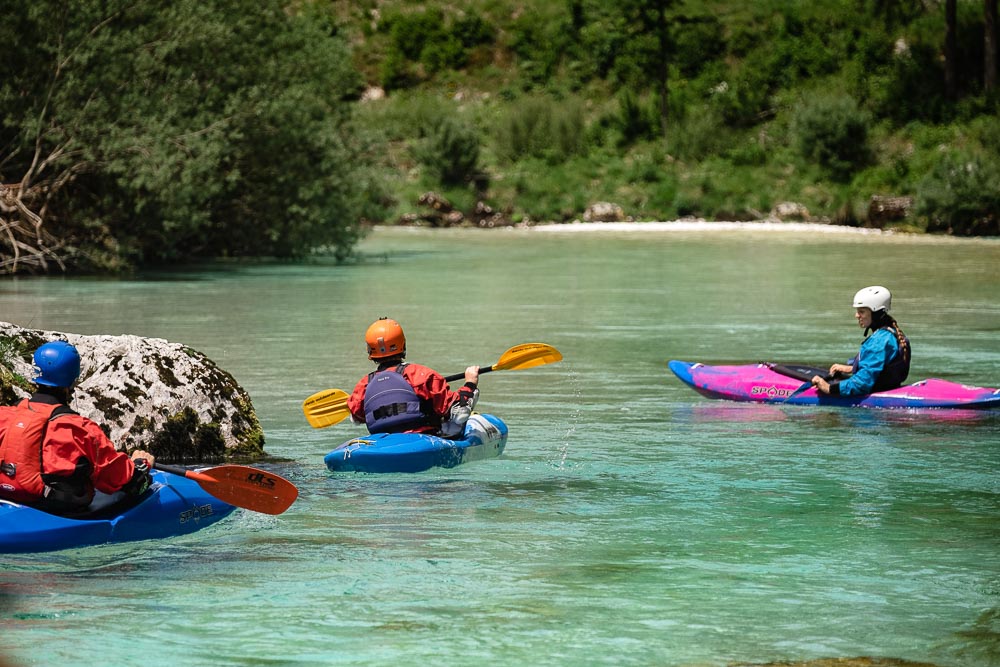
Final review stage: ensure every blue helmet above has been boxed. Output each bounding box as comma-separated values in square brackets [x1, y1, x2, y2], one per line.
[33, 341, 82, 388]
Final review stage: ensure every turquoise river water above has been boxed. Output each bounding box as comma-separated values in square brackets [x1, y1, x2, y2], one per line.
[1, 226, 999, 667]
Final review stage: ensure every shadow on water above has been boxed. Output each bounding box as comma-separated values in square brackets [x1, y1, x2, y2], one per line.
[311, 474, 608, 504]
[674, 402, 1000, 428]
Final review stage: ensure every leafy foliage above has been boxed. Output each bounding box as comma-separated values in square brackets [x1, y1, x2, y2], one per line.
[377, 7, 496, 89]
[494, 96, 588, 163]
[0, 0, 382, 272]
[790, 94, 872, 181]
[671, 15, 725, 78]
[916, 151, 1000, 235]
[5, 0, 999, 255]
[614, 91, 661, 146]
[414, 115, 484, 187]
[359, 0, 997, 234]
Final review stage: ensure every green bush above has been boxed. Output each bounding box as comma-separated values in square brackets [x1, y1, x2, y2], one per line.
[712, 68, 773, 128]
[366, 93, 452, 141]
[916, 151, 1000, 235]
[453, 12, 495, 48]
[790, 94, 871, 181]
[969, 115, 1000, 155]
[614, 90, 661, 147]
[494, 96, 587, 163]
[669, 107, 733, 161]
[414, 115, 484, 187]
[377, 7, 496, 84]
[381, 8, 447, 61]
[577, 17, 623, 81]
[866, 39, 947, 123]
[508, 8, 573, 85]
[380, 48, 417, 91]
[725, 136, 768, 166]
[671, 15, 725, 78]
[624, 151, 666, 185]
[421, 35, 467, 73]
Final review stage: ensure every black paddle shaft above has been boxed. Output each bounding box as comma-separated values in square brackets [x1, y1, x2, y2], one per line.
[769, 363, 831, 382]
[444, 366, 494, 383]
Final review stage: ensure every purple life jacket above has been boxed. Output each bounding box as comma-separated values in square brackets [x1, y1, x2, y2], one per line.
[363, 365, 427, 433]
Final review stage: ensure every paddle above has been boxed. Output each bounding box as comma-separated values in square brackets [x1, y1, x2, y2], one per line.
[441, 342, 563, 382]
[301, 388, 350, 430]
[766, 363, 840, 404]
[154, 463, 298, 515]
[783, 380, 818, 403]
[302, 342, 563, 429]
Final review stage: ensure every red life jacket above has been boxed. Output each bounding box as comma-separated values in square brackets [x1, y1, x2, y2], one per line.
[0, 400, 68, 503]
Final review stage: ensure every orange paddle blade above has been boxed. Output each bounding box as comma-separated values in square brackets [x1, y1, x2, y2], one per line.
[158, 464, 298, 515]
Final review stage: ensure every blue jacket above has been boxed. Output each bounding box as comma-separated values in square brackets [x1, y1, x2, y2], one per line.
[834, 328, 908, 396]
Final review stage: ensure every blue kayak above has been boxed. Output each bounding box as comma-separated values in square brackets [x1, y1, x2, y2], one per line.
[324, 414, 508, 473]
[0, 469, 237, 554]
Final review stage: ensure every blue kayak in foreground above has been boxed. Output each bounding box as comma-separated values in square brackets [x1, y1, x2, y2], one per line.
[0, 470, 237, 554]
[324, 414, 509, 473]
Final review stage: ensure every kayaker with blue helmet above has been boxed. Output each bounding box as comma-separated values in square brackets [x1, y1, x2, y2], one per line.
[0, 341, 156, 515]
[812, 286, 911, 396]
[348, 318, 480, 436]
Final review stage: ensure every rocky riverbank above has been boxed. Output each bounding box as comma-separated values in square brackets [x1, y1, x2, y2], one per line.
[392, 192, 918, 233]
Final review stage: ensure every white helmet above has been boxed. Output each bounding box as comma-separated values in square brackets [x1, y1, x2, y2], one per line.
[853, 285, 891, 313]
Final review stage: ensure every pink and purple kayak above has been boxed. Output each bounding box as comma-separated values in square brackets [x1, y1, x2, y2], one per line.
[668, 360, 1000, 410]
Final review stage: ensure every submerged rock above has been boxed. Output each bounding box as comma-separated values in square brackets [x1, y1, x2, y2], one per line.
[0, 322, 265, 462]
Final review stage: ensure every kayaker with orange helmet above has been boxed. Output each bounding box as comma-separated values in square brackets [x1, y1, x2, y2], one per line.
[0, 341, 156, 515]
[348, 318, 480, 436]
[812, 286, 911, 396]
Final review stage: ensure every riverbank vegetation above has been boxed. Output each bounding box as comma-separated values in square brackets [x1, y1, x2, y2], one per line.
[348, 0, 999, 235]
[2, 0, 998, 274]
[1, 0, 380, 273]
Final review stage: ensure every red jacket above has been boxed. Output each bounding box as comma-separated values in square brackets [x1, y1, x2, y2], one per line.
[348, 363, 462, 434]
[0, 394, 139, 507]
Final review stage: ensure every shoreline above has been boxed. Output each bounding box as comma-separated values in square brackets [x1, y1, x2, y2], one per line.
[529, 220, 888, 234]
[375, 221, 1000, 244]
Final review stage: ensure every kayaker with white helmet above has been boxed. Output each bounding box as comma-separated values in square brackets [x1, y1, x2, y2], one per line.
[812, 286, 911, 396]
[0, 341, 156, 515]
[348, 318, 480, 437]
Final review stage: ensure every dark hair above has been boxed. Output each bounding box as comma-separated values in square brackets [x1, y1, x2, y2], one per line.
[33, 384, 72, 402]
[869, 310, 910, 362]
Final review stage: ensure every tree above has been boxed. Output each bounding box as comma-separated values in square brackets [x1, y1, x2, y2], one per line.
[619, 0, 678, 141]
[987, 0, 999, 91]
[945, 0, 958, 99]
[0, 0, 377, 274]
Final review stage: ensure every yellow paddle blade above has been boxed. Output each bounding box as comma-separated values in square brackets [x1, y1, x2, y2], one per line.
[302, 388, 351, 429]
[493, 343, 563, 372]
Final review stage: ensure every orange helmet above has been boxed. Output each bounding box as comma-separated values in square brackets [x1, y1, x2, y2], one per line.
[365, 317, 406, 360]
